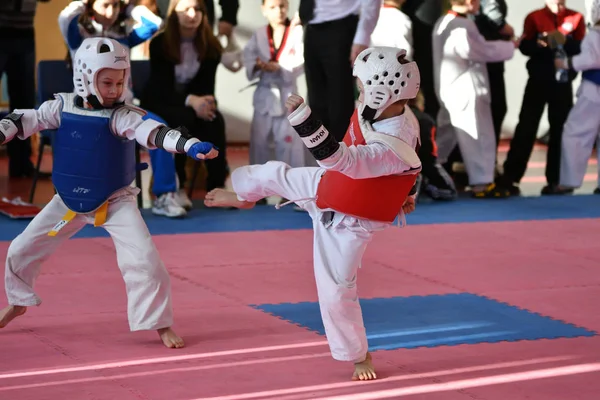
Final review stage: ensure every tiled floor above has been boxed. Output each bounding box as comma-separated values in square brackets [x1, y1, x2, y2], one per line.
[0, 139, 597, 208]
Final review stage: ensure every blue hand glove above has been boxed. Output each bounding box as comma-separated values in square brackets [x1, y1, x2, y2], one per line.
[187, 142, 218, 161]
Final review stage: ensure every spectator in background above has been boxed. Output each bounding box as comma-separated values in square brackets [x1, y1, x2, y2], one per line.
[243, 0, 305, 168]
[298, 0, 381, 142]
[433, 0, 518, 198]
[475, 0, 514, 162]
[408, 91, 458, 201]
[0, 0, 51, 179]
[402, 0, 443, 119]
[155, 0, 238, 39]
[370, 0, 413, 60]
[556, 0, 600, 194]
[141, 0, 229, 195]
[497, 0, 586, 196]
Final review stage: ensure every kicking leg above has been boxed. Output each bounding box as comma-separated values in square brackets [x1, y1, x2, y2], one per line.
[313, 219, 376, 380]
[101, 192, 182, 348]
[2, 195, 86, 328]
[204, 189, 256, 209]
[205, 161, 323, 212]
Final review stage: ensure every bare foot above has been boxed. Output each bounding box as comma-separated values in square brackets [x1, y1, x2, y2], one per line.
[157, 327, 185, 349]
[352, 352, 377, 381]
[0, 305, 27, 328]
[204, 188, 255, 209]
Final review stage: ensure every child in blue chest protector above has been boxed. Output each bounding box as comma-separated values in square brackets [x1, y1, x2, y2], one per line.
[0, 37, 218, 348]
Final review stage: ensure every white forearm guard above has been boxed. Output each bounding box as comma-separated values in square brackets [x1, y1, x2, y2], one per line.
[288, 103, 340, 161]
[153, 125, 200, 153]
[0, 113, 24, 145]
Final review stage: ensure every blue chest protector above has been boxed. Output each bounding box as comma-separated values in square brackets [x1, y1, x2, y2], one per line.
[582, 69, 600, 85]
[52, 93, 137, 214]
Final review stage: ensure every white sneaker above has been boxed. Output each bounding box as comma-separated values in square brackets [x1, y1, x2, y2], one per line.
[175, 189, 193, 210]
[152, 192, 187, 218]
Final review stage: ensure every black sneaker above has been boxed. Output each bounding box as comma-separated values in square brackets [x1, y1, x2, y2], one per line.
[541, 185, 573, 195]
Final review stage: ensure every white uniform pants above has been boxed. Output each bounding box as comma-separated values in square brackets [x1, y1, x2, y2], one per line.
[250, 111, 306, 168]
[232, 161, 373, 362]
[436, 103, 497, 186]
[4, 188, 173, 331]
[560, 96, 600, 188]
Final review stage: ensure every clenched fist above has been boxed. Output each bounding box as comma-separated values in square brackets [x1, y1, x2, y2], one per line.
[285, 94, 305, 114]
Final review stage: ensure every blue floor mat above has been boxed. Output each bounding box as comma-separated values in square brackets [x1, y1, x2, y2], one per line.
[0, 194, 598, 241]
[252, 293, 596, 350]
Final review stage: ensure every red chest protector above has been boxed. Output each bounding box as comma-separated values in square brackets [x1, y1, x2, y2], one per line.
[315, 110, 418, 223]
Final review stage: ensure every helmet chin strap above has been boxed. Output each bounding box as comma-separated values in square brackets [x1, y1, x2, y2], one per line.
[361, 105, 377, 121]
[86, 95, 104, 109]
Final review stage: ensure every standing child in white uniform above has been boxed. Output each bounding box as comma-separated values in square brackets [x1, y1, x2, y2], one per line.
[243, 0, 305, 168]
[0, 37, 219, 348]
[205, 47, 421, 380]
[432, 0, 518, 198]
[557, 0, 600, 194]
[370, 0, 413, 61]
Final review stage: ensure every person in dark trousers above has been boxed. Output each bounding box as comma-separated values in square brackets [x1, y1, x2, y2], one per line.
[497, 0, 585, 195]
[298, 0, 381, 142]
[0, 0, 50, 179]
[474, 0, 514, 155]
[402, 0, 443, 119]
[409, 91, 457, 201]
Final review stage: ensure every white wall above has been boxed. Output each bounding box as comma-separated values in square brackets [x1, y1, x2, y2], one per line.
[215, 0, 588, 143]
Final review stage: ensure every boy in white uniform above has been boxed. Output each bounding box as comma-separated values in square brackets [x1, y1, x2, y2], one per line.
[205, 47, 421, 380]
[370, 0, 413, 60]
[557, 0, 600, 193]
[0, 38, 219, 348]
[243, 0, 305, 168]
[432, 0, 518, 197]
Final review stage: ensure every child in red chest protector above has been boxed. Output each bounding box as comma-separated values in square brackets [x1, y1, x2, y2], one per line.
[204, 46, 421, 381]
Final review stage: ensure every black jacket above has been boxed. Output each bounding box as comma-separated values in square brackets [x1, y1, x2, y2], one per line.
[140, 32, 221, 109]
[474, 0, 508, 41]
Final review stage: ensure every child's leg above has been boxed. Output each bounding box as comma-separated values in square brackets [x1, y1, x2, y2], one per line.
[143, 112, 179, 197]
[2, 195, 86, 327]
[205, 161, 323, 213]
[101, 194, 182, 348]
[454, 102, 496, 187]
[273, 117, 305, 168]
[313, 220, 376, 380]
[559, 97, 599, 189]
[249, 111, 273, 165]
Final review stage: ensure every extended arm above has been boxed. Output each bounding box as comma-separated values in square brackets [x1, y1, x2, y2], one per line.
[127, 5, 163, 48]
[354, 0, 383, 46]
[287, 102, 419, 179]
[0, 100, 61, 145]
[111, 106, 217, 160]
[569, 32, 600, 71]
[58, 0, 86, 51]
[453, 25, 514, 63]
[319, 142, 419, 179]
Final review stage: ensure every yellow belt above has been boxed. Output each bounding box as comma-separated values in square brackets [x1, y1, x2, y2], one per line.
[48, 201, 108, 237]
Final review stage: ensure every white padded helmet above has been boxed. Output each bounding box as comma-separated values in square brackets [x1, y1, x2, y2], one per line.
[73, 37, 130, 106]
[586, 0, 600, 26]
[353, 47, 420, 120]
